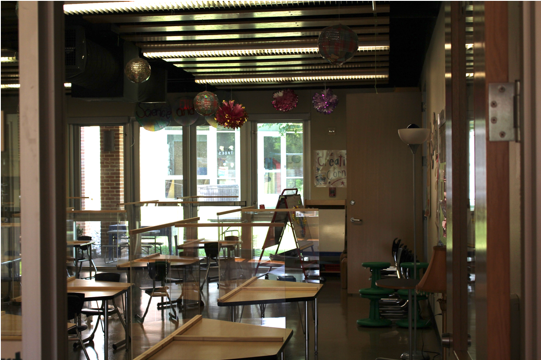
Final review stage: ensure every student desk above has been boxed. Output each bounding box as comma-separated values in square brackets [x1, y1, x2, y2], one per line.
[134, 314, 292, 360]
[67, 277, 132, 360]
[1, 313, 76, 358]
[217, 277, 323, 360]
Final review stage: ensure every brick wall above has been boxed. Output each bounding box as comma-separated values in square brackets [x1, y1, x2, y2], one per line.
[100, 126, 124, 254]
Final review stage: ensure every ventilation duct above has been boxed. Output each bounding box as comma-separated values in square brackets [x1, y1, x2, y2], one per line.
[65, 26, 119, 90]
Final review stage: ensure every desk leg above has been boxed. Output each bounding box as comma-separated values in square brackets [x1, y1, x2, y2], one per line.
[305, 300, 309, 360]
[230, 307, 235, 322]
[408, 290, 413, 359]
[315, 298, 318, 357]
[104, 297, 109, 360]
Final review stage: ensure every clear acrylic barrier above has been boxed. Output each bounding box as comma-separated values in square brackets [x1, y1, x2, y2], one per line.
[125, 219, 201, 359]
[66, 210, 129, 272]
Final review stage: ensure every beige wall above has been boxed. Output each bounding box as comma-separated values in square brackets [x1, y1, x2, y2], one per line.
[421, 6, 446, 257]
[419, 3, 445, 336]
[65, 87, 397, 202]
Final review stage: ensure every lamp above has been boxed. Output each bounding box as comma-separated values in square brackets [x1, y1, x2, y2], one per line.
[398, 124, 430, 360]
[417, 245, 447, 360]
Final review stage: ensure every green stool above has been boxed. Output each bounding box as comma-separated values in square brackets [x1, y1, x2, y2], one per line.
[357, 262, 394, 327]
[397, 262, 430, 328]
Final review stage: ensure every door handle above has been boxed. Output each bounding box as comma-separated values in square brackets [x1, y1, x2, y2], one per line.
[350, 218, 363, 224]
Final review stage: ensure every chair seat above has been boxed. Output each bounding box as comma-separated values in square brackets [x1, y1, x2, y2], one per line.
[68, 324, 88, 334]
[360, 287, 395, 296]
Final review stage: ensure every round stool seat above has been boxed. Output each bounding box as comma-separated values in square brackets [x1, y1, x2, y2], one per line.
[360, 287, 395, 297]
[362, 262, 391, 269]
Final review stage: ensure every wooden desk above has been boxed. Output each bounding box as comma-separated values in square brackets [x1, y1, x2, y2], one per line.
[134, 315, 292, 360]
[1, 313, 75, 340]
[67, 278, 132, 360]
[217, 277, 323, 360]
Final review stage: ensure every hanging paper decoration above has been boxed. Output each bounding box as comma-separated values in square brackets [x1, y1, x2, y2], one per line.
[215, 100, 248, 129]
[194, 91, 219, 116]
[171, 96, 201, 126]
[318, 24, 359, 66]
[206, 116, 219, 128]
[272, 89, 298, 112]
[135, 102, 171, 131]
[125, 58, 151, 83]
[312, 88, 339, 114]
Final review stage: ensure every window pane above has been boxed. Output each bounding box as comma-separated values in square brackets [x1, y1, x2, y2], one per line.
[196, 126, 241, 199]
[257, 123, 303, 208]
[140, 126, 183, 200]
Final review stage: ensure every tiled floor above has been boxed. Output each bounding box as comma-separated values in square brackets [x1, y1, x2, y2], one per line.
[65, 273, 442, 360]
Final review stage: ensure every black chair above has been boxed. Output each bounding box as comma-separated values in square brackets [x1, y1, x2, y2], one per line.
[80, 272, 126, 345]
[200, 242, 220, 290]
[138, 261, 177, 323]
[75, 236, 98, 279]
[67, 293, 91, 360]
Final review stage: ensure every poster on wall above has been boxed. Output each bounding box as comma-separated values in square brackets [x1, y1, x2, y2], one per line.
[314, 150, 347, 187]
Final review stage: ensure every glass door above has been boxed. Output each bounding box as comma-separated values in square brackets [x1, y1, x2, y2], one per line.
[256, 123, 304, 209]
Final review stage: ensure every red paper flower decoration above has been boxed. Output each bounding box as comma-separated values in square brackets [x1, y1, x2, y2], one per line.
[215, 100, 248, 129]
[272, 89, 298, 112]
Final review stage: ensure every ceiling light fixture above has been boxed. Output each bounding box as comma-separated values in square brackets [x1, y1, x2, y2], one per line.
[1, 83, 72, 89]
[1, 48, 18, 63]
[195, 74, 388, 85]
[64, 1, 304, 15]
[144, 45, 390, 59]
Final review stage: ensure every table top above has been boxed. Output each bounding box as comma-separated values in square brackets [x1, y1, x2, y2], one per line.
[217, 278, 323, 306]
[134, 315, 292, 360]
[67, 240, 95, 247]
[1, 313, 75, 340]
[177, 239, 240, 249]
[67, 278, 132, 300]
[376, 278, 419, 290]
[117, 255, 200, 269]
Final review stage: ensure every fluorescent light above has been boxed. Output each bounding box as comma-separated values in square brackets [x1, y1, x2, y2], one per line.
[195, 74, 388, 85]
[1, 83, 72, 89]
[1, 57, 17, 63]
[144, 45, 390, 59]
[64, 0, 350, 15]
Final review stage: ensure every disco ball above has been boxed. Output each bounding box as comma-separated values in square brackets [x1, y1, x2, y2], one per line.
[194, 91, 219, 116]
[318, 24, 358, 66]
[124, 58, 151, 83]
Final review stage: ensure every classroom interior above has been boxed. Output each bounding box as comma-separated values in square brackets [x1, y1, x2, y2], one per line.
[1, 1, 538, 360]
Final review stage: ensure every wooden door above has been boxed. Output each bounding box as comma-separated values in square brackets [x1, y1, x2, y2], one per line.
[346, 91, 422, 293]
[445, 2, 514, 359]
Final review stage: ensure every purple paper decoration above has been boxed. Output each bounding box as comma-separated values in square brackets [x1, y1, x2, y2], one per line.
[312, 88, 339, 114]
[318, 24, 359, 66]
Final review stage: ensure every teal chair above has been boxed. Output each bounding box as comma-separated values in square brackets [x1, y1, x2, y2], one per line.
[396, 262, 430, 328]
[357, 262, 394, 327]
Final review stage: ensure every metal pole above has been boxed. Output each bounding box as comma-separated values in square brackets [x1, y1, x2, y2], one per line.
[315, 298, 318, 357]
[412, 150, 418, 353]
[305, 300, 309, 360]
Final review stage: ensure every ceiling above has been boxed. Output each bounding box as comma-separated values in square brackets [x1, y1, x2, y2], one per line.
[1, 1, 441, 92]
